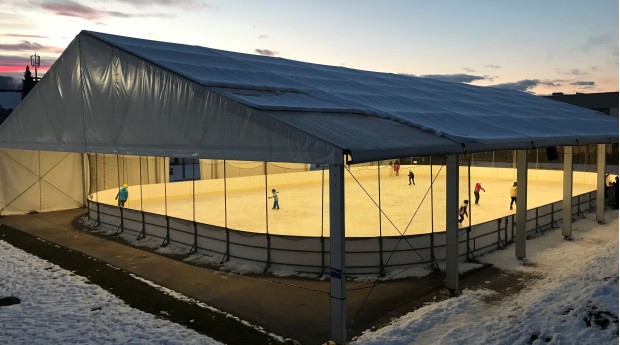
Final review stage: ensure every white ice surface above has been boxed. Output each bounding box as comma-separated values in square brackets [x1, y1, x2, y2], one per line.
[352, 211, 619, 345]
[0, 239, 223, 345]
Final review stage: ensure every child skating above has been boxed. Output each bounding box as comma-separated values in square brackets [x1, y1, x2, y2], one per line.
[268, 189, 280, 210]
[458, 199, 469, 225]
[115, 184, 129, 207]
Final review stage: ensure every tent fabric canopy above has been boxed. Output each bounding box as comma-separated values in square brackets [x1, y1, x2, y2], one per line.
[0, 30, 617, 164]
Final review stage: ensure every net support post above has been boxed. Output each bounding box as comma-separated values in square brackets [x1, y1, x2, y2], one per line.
[329, 163, 346, 345]
[445, 154, 459, 292]
[562, 146, 573, 239]
[515, 150, 527, 259]
[596, 144, 606, 224]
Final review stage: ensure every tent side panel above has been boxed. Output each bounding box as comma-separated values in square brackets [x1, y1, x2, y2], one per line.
[0, 149, 84, 215]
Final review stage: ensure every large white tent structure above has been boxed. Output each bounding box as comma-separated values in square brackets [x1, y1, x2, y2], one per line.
[0, 30, 617, 344]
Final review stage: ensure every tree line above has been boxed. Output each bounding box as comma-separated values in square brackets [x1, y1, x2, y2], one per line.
[0, 65, 38, 124]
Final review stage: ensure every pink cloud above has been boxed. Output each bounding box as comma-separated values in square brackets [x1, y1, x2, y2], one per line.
[41, 0, 101, 21]
[0, 41, 44, 51]
[41, 0, 175, 21]
[2, 34, 49, 39]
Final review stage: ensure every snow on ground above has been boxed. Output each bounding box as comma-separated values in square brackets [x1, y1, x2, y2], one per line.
[352, 211, 619, 345]
[0, 240, 223, 345]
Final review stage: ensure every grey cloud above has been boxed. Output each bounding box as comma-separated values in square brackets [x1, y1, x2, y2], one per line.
[0, 76, 19, 90]
[577, 34, 618, 64]
[463, 67, 476, 72]
[491, 79, 542, 92]
[492, 79, 561, 91]
[570, 81, 596, 86]
[556, 68, 588, 76]
[255, 49, 278, 57]
[258, 35, 268, 39]
[420, 73, 487, 84]
[485, 64, 501, 69]
[107, 11, 173, 18]
[580, 34, 615, 53]
[0, 41, 43, 51]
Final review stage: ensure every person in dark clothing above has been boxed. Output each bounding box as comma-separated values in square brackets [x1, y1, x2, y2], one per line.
[458, 200, 469, 225]
[408, 170, 415, 185]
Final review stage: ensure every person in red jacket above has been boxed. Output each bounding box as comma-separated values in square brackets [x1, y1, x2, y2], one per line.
[474, 181, 485, 205]
[393, 161, 400, 176]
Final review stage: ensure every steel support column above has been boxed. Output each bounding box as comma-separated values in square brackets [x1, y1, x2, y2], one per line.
[329, 163, 346, 344]
[445, 154, 459, 291]
[515, 150, 528, 259]
[596, 144, 606, 223]
[563, 146, 573, 238]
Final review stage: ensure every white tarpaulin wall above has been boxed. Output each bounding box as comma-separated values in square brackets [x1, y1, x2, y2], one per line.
[0, 149, 84, 215]
[198, 160, 310, 180]
[88, 154, 168, 192]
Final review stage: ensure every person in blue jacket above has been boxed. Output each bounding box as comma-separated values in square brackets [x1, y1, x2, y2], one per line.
[115, 184, 129, 207]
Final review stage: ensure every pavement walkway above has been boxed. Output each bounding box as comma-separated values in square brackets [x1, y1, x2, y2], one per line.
[0, 208, 518, 344]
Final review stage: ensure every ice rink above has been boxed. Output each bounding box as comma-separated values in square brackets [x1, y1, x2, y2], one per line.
[91, 165, 598, 238]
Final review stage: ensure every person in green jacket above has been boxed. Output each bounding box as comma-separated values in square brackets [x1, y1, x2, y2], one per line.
[116, 184, 129, 207]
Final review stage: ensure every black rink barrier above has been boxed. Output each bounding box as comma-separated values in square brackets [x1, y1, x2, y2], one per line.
[87, 191, 597, 275]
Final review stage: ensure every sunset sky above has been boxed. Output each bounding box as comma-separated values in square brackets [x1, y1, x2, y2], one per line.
[0, 0, 618, 95]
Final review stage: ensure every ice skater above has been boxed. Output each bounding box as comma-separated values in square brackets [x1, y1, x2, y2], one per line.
[473, 181, 485, 205]
[408, 170, 415, 185]
[393, 161, 400, 176]
[458, 200, 469, 225]
[115, 184, 129, 207]
[268, 188, 280, 210]
[509, 182, 517, 210]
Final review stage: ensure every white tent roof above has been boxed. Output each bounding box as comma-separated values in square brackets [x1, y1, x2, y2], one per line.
[0, 30, 617, 164]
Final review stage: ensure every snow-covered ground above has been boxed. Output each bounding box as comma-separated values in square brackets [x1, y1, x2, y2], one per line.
[353, 211, 619, 345]
[0, 211, 617, 344]
[0, 240, 224, 345]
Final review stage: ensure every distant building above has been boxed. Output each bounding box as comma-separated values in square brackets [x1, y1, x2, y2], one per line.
[544, 91, 619, 117]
